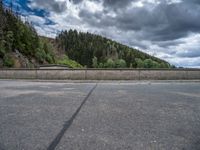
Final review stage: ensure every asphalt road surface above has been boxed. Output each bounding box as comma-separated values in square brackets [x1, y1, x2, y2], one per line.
[0, 80, 200, 150]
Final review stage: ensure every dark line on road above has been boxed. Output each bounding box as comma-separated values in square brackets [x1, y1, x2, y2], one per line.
[47, 83, 97, 150]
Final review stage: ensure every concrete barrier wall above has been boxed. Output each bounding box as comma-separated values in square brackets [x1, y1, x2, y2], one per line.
[0, 69, 200, 80]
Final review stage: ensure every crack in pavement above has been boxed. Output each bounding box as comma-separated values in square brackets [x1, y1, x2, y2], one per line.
[47, 83, 98, 150]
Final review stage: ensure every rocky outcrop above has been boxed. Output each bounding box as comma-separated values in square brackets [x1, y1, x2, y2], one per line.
[11, 50, 35, 68]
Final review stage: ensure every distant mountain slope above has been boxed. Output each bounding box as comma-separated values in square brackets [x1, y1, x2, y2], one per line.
[56, 30, 172, 68]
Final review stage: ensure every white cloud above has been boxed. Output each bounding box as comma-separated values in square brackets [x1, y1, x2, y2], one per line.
[82, 1, 103, 13]
[28, 15, 46, 25]
[25, 0, 200, 68]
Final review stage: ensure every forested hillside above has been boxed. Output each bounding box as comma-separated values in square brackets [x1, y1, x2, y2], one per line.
[0, 2, 82, 68]
[56, 30, 172, 68]
[0, 2, 54, 67]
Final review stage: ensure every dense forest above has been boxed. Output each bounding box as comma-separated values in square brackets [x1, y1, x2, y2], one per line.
[0, 1, 81, 68]
[0, 1, 55, 67]
[56, 30, 172, 68]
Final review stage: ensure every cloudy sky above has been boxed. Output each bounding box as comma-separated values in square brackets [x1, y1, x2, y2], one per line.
[4, 0, 200, 68]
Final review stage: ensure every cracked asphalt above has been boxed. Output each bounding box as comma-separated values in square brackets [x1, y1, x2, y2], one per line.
[0, 80, 200, 150]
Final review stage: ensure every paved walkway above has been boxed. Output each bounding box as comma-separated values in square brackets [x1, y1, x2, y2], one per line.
[0, 80, 200, 150]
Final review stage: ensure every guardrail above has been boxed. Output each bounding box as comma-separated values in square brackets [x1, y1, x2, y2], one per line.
[0, 69, 200, 80]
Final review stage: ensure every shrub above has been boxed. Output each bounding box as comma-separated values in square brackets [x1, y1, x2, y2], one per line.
[115, 59, 127, 68]
[104, 59, 115, 68]
[46, 54, 54, 64]
[98, 63, 104, 68]
[57, 55, 83, 68]
[135, 58, 144, 68]
[35, 48, 46, 63]
[3, 55, 14, 67]
[144, 59, 153, 68]
[92, 56, 98, 68]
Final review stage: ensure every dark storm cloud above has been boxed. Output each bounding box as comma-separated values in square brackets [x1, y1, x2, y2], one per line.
[71, 0, 83, 4]
[78, 0, 200, 45]
[152, 40, 184, 48]
[79, 9, 116, 28]
[102, 0, 136, 9]
[32, 0, 66, 13]
[72, 0, 137, 10]
[31, 0, 200, 42]
[183, 0, 200, 4]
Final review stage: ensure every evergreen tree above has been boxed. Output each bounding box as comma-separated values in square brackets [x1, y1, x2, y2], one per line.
[0, 3, 56, 67]
[56, 30, 171, 68]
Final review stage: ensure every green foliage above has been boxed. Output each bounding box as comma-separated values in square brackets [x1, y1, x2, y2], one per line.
[5, 31, 14, 51]
[3, 55, 14, 67]
[160, 62, 170, 68]
[135, 58, 144, 68]
[105, 59, 115, 68]
[115, 59, 127, 68]
[0, 4, 56, 67]
[92, 56, 98, 68]
[98, 62, 104, 68]
[35, 48, 46, 63]
[0, 40, 6, 57]
[35, 39, 55, 64]
[152, 61, 160, 68]
[46, 53, 54, 64]
[135, 58, 171, 69]
[56, 29, 171, 68]
[57, 55, 83, 68]
[143, 59, 154, 68]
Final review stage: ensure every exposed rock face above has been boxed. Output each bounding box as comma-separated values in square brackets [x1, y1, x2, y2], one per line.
[11, 50, 35, 68]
